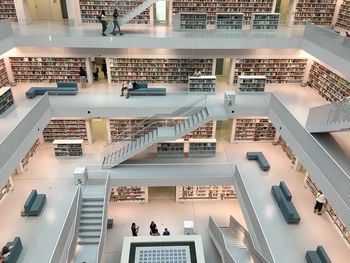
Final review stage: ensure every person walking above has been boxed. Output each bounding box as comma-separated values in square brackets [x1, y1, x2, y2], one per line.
[98, 10, 108, 36]
[150, 221, 157, 235]
[111, 8, 123, 35]
[131, 222, 139, 236]
[314, 190, 326, 215]
[163, 228, 170, 236]
[79, 67, 87, 88]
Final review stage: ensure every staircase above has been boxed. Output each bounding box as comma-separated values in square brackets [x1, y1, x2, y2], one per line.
[102, 107, 212, 168]
[306, 97, 350, 133]
[118, 0, 159, 26]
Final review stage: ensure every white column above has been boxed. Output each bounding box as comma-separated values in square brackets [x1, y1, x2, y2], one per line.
[106, 119, 112, 143]
[332, 0, 343, 26]
[3, 57, 14, 83]
[228, 58, 236, 85]
[303, 58, 314, 84]
[14, 0, 31, 25]
[230, 118, 237, 143]
[149, 4, 154, 26]
[293, 157, 302, 171]
[86, 58, 93, 85]
[106, 56, 112, 86]
[85, 119, 93, 144]
[168, 0, 173, 27]
[272, 0, 277, 12]
[303, 171, 309, 188]
[211, 58, 216, 75]
[289, 0, 298, 26]
[65, 0, 82, 26]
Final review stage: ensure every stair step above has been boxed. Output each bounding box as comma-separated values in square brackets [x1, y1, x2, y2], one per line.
[81, 213, 102, 220]
[82, 202, 103, 208]
[80, 219, 102, 226]
[77, 237, 100, 245]
[79, 225, 101, 232]
[78, 231, 101, 238]
[202, 109, 209, 118]
[184, 119, 189, 129]
[153, 129, 157, 137]
[197, 111, 203, 121]
[82, 207, 103, 213]
[188, 118, 194, 127]
[83, 198, 104, 202]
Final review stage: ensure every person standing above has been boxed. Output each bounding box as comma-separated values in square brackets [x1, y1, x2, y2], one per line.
[92, 62, 99, 81]
[111, 8, 123, 35]
[79, 67, 87, 88]
[120, 81, 128, 96]
[150, 221, 157, 235]
[98, 10, 108, 36]
[131, 222, 139, 236]
[163, 228, 170, 236]
[101, 60, 107, 79]
[314, 190, 326, 215]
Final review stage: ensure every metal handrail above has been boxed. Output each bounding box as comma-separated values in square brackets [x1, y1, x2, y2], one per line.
[103, 94, 207, 153]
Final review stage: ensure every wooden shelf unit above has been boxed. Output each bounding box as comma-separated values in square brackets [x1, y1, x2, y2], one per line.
[16, 139, 40, 174]
[216, 13, 244, 30]
[336, 0, 350, 30]
[79, 0, 150, 24]
[109, 58, 213, 84]
[237, 75, 267, 92]
[251, 13, 279, 30]
[110, 186, 148, 203]
[43, 119, 90, 143]
[157, 139, 185, 157]
[188, 138, 216, 157]
[10, 57, 86, 83]
[0, 58, 9, 88]
[176, 185, 236, 201]
[173, 12, 207, 30]
[233, 118, 276, 141]
[0, 0, 17, 21]
[172, 0, 274, 25]
[294, 0, 336, 25]
[0, 86, 14, 115]
[109, 118, 215, 142]
[278, 136, 296, 164]
[53, 139, 84, 157]
[233, 58, 307, 84]
[307, 61, 350, 102]
[188, 75, 216, 93]
[306, 176, 350, 244]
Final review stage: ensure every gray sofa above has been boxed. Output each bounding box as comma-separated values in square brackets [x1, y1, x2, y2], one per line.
[246, 152, 270, 171]
[271, 181, 300, 224]
[24, 189, 46, 216]
[26, 82, 78, 98]
[306, 246, 332, 263]
[3, 237, 23, 263]
[128, 82, 166, 96]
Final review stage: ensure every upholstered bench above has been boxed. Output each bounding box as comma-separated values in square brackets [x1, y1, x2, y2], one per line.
[57, 82, 78, 88]
[246, 152, 270, 171]
[271, 181, 300, 224]
[128, 88, 166, 96]
[3, 237, 23, 263]
[25, 87, 78, 98]
[306, 246, 332, 263]
[24, 189, 46, 216]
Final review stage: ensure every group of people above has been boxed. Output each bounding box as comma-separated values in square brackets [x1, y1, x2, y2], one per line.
[0, 246, 11, 263]
[131, 221, 171, 237]
[98, 9, 123, 37]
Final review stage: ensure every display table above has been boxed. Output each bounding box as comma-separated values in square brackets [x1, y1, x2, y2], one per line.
[52, 139, 84, 157]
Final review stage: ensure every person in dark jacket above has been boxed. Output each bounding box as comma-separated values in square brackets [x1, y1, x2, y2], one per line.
[150, 221, 157, 235]
[101, 60, 107, 79]
[98, 10, 108, 36]
[163, 228, 170, 236]
[131, 222, 139, 236]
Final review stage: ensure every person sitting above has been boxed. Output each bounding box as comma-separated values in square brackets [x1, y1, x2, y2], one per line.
[0, 246, 11, 262]
[120, 81, 128, 97]
[193, 69, 202, 77]
[152, 228, 160, 236]
[163, 228, 170, 236]
[346, 31, 350, 38]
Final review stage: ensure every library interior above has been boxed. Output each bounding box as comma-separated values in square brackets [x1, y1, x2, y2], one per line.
[0, 0, 350, 263]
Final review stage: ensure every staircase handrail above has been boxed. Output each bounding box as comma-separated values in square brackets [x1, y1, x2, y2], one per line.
[103, 94, 207, 153]
[229, 216, 270, 263]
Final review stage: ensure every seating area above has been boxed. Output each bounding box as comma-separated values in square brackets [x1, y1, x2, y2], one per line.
[25, 82, 78, 99]
[23, 189, 46, 216]
[3, 237, 23, 263]
[246, 152, 270, 171]
[271, 181, 300, 224]
[306, 246, 332, 263]
[128, 82, 166, 96]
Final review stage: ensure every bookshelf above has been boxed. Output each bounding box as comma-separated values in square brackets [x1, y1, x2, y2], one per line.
[277, 136, 296, 164]
[16, 139, 40, 174]
[53, 139, 84, 157]
[0, 179, 12, 202]
[188, 75, 216, 93]
[307, 61, 350, 102]
[233, 59, 307, 84]
[294, 0, 336, 25]
[173, 13, 207, 30]
[109, 118, 215, 142]
[0, 86, 14, 115]
[251, 13, 279, 30]
[43, 119, 90, 143]
[0, 58, 9, 88]
[232, 118, 276, 141]
[216, 13, 244, 30]
[176, 185, 236, 202]
[9, 57, 86, 83]
[237, 76, 267, 92]
[79, 0, 150, 24]
[306, 176, 350, 244]
[110, 186, 148, 203]
[157, 139, 185, 157]
[188, 138, 216, 157]
[172, 0, 274, 25]
[109, 58, 214, 84]
[336, 0, 350, 30]
[0, 0, 17, 21]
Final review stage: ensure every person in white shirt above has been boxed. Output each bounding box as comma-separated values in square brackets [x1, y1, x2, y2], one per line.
[193, 69, 202, 77]
[314, 190, 326, 215]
